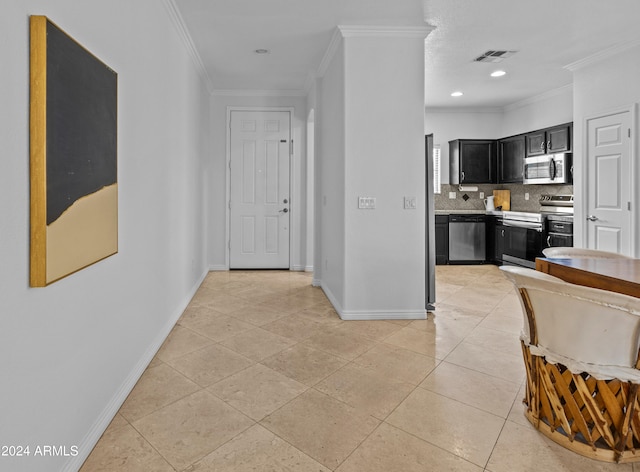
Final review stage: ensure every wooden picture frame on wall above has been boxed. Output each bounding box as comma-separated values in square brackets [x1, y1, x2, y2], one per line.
[30, 16, 118, 287]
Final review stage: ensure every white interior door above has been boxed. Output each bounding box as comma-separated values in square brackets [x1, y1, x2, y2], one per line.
[586, 111, 632, 255]
[229, 111, 291, 268]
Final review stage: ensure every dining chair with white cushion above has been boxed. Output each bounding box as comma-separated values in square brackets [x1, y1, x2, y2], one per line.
[501, 265, 640, 463]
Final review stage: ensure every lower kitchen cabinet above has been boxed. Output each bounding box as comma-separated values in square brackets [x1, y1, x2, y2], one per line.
[487, 216, 505, 264]
[435, 215, 448, 265]
[493, 220, 505, 264]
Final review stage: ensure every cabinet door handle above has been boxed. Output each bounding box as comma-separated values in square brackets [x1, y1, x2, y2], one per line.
[501, 229, 504, 236]
[540, 142, 545, 150]
[546, 235, 551, 247]
[461, 171, 465, 181]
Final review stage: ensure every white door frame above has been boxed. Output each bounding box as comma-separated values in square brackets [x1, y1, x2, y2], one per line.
[225, 106, 296, 270]
[581, 103, 637, 256]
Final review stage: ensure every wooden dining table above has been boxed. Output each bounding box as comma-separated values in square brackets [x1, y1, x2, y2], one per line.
[535, 257, 640, 298]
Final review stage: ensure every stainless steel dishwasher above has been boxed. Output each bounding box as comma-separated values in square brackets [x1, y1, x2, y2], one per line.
[448, 214, 486, 263]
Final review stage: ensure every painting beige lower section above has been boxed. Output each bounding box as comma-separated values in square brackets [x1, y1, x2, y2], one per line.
[46, 184, 118, 283]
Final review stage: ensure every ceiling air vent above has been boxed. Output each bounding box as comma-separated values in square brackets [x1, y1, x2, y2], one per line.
[473, 50, 517, 63]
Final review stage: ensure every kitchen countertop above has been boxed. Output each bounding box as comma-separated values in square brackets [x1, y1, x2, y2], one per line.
[435, 210, 504, 216]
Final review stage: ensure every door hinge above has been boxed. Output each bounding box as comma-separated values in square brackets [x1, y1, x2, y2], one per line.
[629, 201, 632, 211]
[228, 240, 231, 250]
[229, 200, 232, 209]
[290, 139, 293, 156]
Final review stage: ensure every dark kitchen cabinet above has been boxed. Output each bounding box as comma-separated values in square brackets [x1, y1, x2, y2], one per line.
[449, 139, 497, 184]
[487, 216, 505, 264]
[547, 124, 571, 153]
[435, 215, 448, 265]
[526, 123, 571, 157]
[493, 219, 505, 263]
[498, 135, 525, 183]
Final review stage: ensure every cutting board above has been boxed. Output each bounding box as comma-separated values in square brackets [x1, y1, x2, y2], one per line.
[493, 190, 511, 211]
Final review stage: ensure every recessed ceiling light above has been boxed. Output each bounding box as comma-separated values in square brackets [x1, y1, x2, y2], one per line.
[254, 49, 270, 54]
[491, 70, 506, 77]
[451, 91, 463, 97]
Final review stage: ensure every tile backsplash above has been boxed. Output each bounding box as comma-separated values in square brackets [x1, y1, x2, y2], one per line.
[434, 183, 574, 213]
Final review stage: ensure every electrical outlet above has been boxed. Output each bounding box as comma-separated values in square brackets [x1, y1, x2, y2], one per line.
[525, 193, 530, 201]
[479, 192, 484, 199]
[449, 192, 456, 199]
[403, 196, 417, 209]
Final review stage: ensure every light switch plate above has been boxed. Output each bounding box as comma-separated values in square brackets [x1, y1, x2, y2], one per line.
[358, 196, 376, 209]
[449, 192, 456, 199]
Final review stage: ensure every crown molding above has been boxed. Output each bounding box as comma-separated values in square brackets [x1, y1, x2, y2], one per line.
[426, 84, 574, 114]
[503, 83, 573, 112]
[564, 38, 640, 72]
[212, 89, 307, 97]
[338, 24, 435, 38]
[425, 106, 504, 114]
[316, 24, 435, 79]
[163, 0, 214, 94]
[316, 27, 343, 78]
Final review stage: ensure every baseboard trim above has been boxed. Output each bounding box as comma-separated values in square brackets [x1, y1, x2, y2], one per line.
[290, 265, 305, 271]
[304, 265, 314, 272]
[63, 269, 208, 472]
[339, 309, 427, 320]
[319, 283, 343, 316]
[319, 282, 426, 320]
[209, 264, 228, 271]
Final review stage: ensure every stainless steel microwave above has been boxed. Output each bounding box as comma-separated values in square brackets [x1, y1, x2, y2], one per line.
[523, 153, 572, 185]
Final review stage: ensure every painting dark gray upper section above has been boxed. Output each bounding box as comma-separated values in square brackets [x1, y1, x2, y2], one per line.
[46, 19, 117, 225]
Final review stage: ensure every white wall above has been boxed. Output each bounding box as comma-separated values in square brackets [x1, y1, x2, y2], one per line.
[571, 44, 640, 255]
[0, 2, 211, 471]
[305, 107, 316, 272]
[317, 45, 346, 305]
[501, 86, 573, 137]
[307, 81, 323, 284]
[312, 30, 429, 319]
[207, 94, 308, 271]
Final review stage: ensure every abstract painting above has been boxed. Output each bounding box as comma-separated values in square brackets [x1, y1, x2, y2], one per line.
[30, 16, 118, 286]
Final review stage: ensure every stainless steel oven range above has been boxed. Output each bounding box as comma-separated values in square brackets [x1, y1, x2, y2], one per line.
[540, 194, 574, 250]
[501, 211, 544, 268]
[500, 195, 574, 268]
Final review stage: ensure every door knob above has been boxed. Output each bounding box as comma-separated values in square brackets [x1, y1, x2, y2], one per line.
[586, 215, 598, 221]
[279, 208, 289, 213]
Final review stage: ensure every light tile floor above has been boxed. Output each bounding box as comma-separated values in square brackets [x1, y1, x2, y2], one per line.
[80, 265, 636, 471]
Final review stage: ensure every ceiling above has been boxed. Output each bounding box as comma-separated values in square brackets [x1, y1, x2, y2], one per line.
[175, 0, 640, 108]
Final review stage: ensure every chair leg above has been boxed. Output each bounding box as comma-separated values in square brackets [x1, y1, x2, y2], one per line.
[614, 383, 640, 462]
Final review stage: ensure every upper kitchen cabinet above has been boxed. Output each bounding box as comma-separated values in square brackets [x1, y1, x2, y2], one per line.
[498, 135, 525, 183]
[449, 139, 497, 184]
[525, 123, 572, 157]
